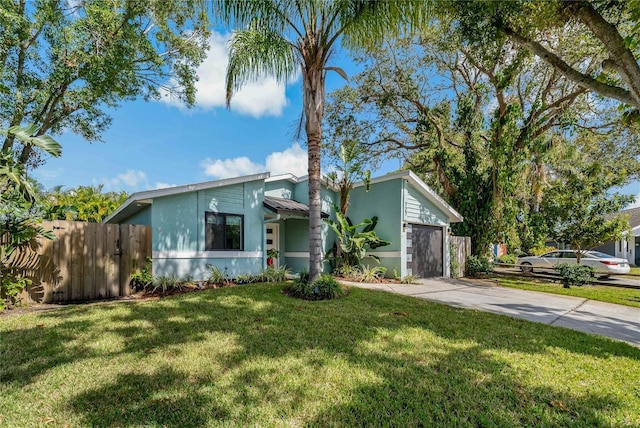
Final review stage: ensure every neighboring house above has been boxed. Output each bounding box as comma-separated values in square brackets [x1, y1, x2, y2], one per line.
[104, 170, 463, 279]
[593, 206, 640, 265]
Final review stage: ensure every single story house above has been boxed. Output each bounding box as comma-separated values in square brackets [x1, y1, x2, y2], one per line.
[594, 206, 640, 265]
[104, 170, 463, 279]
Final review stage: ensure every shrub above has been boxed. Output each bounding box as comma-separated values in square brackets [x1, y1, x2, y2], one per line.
[130, 257, 153, 291]
[393, 268, 418, 284]
[360, 265, 386, 282]
[1, 276, 31, 310]
[466, 255, 494, 276]
[530, 246, 556, 256]
[287, 274, 347, 300]
[258, 266, 289, 283]
[496, 254, 518, 266]
[554, 263, 595, 288]
[333, 264, 361, 280]
[206, 264, 229, 286]
[151, 273, 183, 294]
[235, 273, 253, 284]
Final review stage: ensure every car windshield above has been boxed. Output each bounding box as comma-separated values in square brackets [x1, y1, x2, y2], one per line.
[585, 251, 616, 259]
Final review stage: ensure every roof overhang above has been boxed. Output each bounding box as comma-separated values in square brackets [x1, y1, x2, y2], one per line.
[104, 172, 271, 224]
[263, 196, 329, 219]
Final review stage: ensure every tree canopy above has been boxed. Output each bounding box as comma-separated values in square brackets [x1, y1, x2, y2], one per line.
[1, 0, 210, 165]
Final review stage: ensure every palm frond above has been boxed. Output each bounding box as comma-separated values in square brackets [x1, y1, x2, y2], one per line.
[226, 24, 298, 106]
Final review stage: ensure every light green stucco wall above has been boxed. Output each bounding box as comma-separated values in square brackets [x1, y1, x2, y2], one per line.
[152, 180, 265, 279]
[348, 179, 403, 276]
[153, 192, 199, 252]
[121, 206, 151, 225]
[265, 180, 295, 199]
[404, 185, 449, 227]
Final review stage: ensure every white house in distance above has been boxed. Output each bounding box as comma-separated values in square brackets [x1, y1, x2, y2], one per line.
[594, 206, 640, 265]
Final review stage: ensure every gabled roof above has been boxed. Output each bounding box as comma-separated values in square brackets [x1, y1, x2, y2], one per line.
[263, 196, 329, 218]
[353, 170, 463, 223]
[103, 172, 270, 224]
[618, 206, 640, 229]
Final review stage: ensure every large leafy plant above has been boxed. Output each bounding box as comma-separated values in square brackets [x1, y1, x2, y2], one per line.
[324, 204, 390, 268]
[1, 125, 60, 308]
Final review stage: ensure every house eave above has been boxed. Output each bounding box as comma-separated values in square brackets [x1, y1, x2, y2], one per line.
[104, 172, 270, 224]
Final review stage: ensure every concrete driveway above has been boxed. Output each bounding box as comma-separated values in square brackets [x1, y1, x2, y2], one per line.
[345, 277, 640, 348]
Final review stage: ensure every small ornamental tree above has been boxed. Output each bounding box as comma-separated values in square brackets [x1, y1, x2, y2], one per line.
[542, 162, 633, 263]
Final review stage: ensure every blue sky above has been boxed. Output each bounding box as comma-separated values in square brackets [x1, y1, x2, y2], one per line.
[33, 32, 399, 194]
[32, 31, 640, 207]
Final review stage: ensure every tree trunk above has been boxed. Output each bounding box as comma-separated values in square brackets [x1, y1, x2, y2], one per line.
[302, 63, 326, 282]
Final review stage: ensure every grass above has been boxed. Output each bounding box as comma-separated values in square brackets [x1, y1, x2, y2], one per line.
[628, 267, 640, 277]
[1, 283, 639, 427]
[494, 277, 640, 308]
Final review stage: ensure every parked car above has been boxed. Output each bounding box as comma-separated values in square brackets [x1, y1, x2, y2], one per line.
[517, 250, 630, 276]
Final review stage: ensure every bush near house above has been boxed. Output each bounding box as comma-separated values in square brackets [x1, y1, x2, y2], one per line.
[466, 255, 494, 276]
[554, 263, 595, 288]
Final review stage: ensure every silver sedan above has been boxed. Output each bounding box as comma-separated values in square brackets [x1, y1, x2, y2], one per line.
[517, 250, 630, 276]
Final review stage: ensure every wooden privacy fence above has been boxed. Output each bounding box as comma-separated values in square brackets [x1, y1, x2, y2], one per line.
[6, 220, 151, 304]
[451, 236, 471, 278]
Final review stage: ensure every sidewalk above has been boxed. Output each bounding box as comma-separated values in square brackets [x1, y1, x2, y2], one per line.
[345, 277, 640, 348]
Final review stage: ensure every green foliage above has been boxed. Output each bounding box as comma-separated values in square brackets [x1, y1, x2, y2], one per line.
[530, 246, 556, 256]
[554, 263, 595, 288]
[258, 266, 289, 283]
[130, 257, 153, 291]
[1, 126, 59, 302]
[541, 160, 633, 257]
[40, 185, 128, 223]
[324, 204, 391, 268]
[496, 254, 518, 265]
[206, 265, 230, 286]
[466, 255, 494, 277]
[151, 274, 183, 294]
[359, 265, 387, 283]
[393, 269, 418, 284]
[1, 276, 31, 310]
[266, 248, 280, 259]
[1, 2, 210, 165]
[288, 274, 346, 301]
[449, 242, 460, 278]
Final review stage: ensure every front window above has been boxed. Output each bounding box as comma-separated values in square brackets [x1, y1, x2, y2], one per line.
[205, 212, 243, 250]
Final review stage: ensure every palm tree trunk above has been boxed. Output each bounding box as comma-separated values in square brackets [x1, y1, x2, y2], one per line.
[303, 64, 325, 282]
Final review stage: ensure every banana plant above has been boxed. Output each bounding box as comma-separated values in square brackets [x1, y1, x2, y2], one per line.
[324, 204, 390, 268]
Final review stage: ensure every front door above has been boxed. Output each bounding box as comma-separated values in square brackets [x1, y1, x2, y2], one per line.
[266, 224, 280, 268]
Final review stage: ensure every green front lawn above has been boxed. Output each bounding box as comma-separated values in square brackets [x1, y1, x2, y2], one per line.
[1, 284, 639, 427]
[494, 277, 640, 308]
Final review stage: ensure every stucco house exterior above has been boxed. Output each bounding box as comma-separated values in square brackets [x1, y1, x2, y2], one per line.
[104, 170, 463, 279]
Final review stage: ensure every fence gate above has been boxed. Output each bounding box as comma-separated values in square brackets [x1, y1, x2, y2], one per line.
[8, 220, 151, 304]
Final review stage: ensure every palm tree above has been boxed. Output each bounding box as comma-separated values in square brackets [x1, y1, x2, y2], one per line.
[219, 1, 427, 280]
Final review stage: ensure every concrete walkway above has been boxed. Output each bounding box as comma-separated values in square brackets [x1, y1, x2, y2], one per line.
[346, 277, 640, 348]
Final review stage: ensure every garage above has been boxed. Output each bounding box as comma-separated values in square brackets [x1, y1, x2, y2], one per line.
[410, 224, 444, 277]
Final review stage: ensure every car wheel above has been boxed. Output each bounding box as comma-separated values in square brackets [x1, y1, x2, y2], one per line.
[520, 262, 533, 274]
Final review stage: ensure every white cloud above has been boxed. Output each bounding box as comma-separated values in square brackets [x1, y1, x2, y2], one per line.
[201, 143, 308, 179]
[154, 182, 178, 190]
[200, 156, 266, 179]
[99, 169, 150, 191]
[265, 143, 308, 177]
[162, 32, 290, 118]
